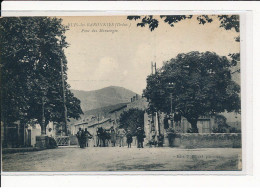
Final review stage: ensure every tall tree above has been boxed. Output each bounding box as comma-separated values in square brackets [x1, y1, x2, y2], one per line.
[143, 51, 240, 132]
[0, 17, 83, 135]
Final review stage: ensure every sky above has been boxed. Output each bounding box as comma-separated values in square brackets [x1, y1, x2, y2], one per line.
[61, 15, 240, 94]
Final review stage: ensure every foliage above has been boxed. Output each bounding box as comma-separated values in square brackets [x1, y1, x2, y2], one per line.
[127, 15, 239, 42]
[47, 137, 58, 149]
[0, 17, 83, 132]
[212, 127, 227, 133]
[127, 15, 240, 70]
[212, 114, 235, 133]
[143, 51, 241, 132]
[229, 127, 240, 133]
[119, 108, 144, 135]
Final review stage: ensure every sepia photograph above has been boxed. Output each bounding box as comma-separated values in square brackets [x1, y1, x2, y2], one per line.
[1, 15, 242, 172]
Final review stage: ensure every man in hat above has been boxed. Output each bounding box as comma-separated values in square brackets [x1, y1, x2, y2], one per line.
[110, 127, 116, 147]
[76, 128, 83, 148]
[117, 127, 126, 147]
[97, 127, 104, 147]
[126, 129, 133, 148]
[136, 127, 145, 148]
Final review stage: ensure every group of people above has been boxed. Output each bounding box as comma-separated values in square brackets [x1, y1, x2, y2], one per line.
[76, 128, 93, 148]
[96, 127, 112, 147]
[112, 126, 146, 148]
[76, 126, 146, 149]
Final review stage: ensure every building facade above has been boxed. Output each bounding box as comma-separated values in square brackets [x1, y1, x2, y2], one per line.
[2, 121, 57, 148]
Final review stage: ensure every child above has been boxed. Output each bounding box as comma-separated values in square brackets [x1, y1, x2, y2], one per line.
[126, 130, 133, 148]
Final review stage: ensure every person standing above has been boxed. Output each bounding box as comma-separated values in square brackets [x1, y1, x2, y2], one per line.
[126, 130, 133, 148]
[150, 129, 157, 147]
[84, 128, 92, 147]
[96, 127, 104, 147]
[76, 128, 83, 148]
[136, 127, 145, 148]
[117, 127, 126, 147]
[81, 129, 87, 148]
[110, 127, 116, 147]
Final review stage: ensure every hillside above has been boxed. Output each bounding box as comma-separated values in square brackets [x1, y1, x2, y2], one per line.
[83, 103, 129, 118]
[71, 86, 139, 112]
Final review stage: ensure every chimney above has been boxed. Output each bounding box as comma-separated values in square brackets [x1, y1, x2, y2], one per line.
[131, 98, 133, 102]
[136, 94, 138, 100]
[133, 96, 136, 102]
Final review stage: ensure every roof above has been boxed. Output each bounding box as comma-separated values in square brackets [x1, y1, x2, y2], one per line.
[75, 117, 112, 127]
[88, 118, 112, 127]
[74, 121, 88, 126]
[74, 115, 98, 126]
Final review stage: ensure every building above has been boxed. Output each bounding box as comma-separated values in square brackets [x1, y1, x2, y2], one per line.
[2, 121, 57, 148]
[26, 122, 56, 147]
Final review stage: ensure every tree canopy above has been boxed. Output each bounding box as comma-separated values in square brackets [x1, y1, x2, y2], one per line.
[143, 51, 240, 132]
[0, 17, 83, 133]
[127, 15, 240, 69]
[127, 15, 239, 41]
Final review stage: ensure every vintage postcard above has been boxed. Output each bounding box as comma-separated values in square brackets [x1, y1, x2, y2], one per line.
[1, 15, 242, 173]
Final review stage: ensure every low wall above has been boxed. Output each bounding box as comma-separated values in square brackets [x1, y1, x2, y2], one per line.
[169, 133, 241, 148]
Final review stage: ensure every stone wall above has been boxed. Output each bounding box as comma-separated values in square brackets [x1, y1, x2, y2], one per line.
[167, 133, 241, 148]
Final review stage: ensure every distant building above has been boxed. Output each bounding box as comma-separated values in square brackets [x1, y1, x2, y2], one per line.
[73, 117, 113, 135]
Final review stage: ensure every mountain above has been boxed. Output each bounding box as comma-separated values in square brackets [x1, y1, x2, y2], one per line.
[71, 86, 139, 112]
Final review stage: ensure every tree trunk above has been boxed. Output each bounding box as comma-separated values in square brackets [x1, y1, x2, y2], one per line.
[189, 119, 198, 133]
[41, 97, 46, 135]
[3, 117, 8, 147]
[157, 111, 161, 135]
[19, 121, 25, 146]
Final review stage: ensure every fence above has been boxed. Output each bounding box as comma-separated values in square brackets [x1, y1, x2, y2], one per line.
[54, 136, 70, 146]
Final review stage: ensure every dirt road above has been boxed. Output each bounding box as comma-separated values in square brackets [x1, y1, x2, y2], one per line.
[2, 147, 242, 172]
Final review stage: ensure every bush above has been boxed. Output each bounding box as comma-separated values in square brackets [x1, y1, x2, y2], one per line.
[230, 127, 240, 133]
[157, 134, 164, 147]
[47, 137, 58, 149]
[212, 127, 227, 133]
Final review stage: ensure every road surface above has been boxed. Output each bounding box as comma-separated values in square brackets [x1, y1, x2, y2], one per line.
[2, 147, 242, 172]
